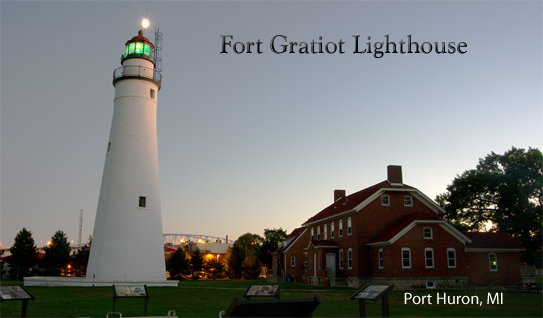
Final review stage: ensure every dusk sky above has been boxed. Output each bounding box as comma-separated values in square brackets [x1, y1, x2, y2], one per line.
[2, 1, 541, 248]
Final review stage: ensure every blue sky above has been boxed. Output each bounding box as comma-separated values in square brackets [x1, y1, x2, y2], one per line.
[1, 1, 541, 248]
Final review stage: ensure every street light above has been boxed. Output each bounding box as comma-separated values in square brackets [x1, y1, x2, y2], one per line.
[199, 239, 207, 256]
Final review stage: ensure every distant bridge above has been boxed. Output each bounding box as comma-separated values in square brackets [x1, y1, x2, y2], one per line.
[163, 233, 235, 246]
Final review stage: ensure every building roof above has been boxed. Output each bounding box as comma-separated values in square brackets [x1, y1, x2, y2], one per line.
[305, 240, 339, 250]
[366, 211, 472, 246]
[273, 227, 306, 254]
[464, 232, 525, 251]
[367, 212, 440, 244]
[302, 180, 417, 226]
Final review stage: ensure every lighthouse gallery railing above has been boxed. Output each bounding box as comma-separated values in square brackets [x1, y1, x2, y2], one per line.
[112, 65, 162, 89]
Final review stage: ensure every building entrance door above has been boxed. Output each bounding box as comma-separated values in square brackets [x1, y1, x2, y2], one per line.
[326, 253, 336, 276]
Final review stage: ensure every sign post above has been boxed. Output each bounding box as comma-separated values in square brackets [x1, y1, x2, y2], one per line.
[113, 285, 149, 316]
[350, 284, 394, 318]
[0, 285, 35, 317]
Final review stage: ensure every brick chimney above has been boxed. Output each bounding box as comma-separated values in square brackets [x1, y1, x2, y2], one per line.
[387, 165, 403, 184]
[334, 189, 346, 202]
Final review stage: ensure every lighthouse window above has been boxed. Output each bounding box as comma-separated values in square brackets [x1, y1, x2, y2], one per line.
[135, 43, 143, 54]
[139, 196, 147, 208]
[150, 89, 155, 99]
[128, 43, 136, 55]
[144, 44, 151, 56]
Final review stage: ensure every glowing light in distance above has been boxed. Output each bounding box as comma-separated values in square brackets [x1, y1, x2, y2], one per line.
[142, 19, 150, 28]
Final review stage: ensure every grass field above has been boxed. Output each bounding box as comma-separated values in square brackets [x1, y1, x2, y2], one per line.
[1, 279, 541, 317]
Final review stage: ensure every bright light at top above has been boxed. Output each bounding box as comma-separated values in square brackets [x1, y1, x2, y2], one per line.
[142, 19, 150, 28]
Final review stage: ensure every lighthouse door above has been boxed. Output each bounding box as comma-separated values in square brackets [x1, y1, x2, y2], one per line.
[326, 253, 336, 276]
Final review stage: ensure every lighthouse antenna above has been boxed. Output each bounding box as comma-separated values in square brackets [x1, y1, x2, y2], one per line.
[78, 209, 83, 249]
[153, 26, 163, 73]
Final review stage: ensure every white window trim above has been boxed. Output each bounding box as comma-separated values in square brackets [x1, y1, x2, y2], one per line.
[489, 253, 498, 271]
[423, 227, 433, 240]
[324, 224, 328, 240]
[425, 247, 434, 269]
[378, 248, 384, 269]
[317, 226, 321, 240]
[347, 248, 353, 270]
[291, 256, 295, 267]
[339, 249, 344, 270]
[347, 217, 352, 236]
[381, 195, 390, 207]
[339, 220, 343, 237]
[404, 195, 413, 207]
[311, 227, 314, 240]
[402, 247, 411, 269]
[447, 248, 456, 269]
[331, 222, 335, 239]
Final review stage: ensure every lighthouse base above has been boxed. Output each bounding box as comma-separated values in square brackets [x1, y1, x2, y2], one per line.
[23, 276, 178, 287]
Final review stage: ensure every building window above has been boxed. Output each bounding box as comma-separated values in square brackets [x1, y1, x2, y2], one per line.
[489, 253, 498, 271]
[402, 248, 411, 269]
[291, 256, 295, 267]
[426, 281, 436, 289]
[139, 196, 146, 208]
[311, 228, 314, 240]
[347, 248, 353, 270]
[317, 226, 321, 240]
[447, 248, 456, 268]
[324, 224, 328, 240]
[150, 88, 155, 99]
[331, 222, 335, 239]
[347, 217, 352, 236]
[339, 250, 344, 269]
[425, 248, 434, 269]
[423, 227, 433, 240]
[339, 220, 343, 237]
[404, 196, 413, 207]
[381, 195, 390, 206]
[378, 248, 384, 269]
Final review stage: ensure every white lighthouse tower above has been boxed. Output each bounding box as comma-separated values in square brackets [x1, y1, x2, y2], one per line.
[85, 26, 174, 286]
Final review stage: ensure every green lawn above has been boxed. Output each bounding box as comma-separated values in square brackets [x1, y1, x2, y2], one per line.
[1, 279, 541, 317]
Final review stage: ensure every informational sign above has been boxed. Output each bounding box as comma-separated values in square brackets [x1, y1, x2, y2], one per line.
[0, 286, 34, 301]
[244, 285, 280, 299]
[351, 285, 392, 301]
[113, 285, 149, 316]
[351, 284, 394, 318]
[114, 285, 148, 298]
[0, 285, 35, 317]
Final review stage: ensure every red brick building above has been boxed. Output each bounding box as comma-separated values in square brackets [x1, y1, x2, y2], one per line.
[272, 165, 525, 288]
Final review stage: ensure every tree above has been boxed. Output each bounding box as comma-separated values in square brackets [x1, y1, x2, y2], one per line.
[40, 230, 72, 276]
[71, 244, 90, 277]
[166, 247, 191, 280]
[260, 228, 288, 268]
[235, 233, 263, 261]
[7, 228, 39, 279]
[224, 244, 244, 278]
[204, 257, 225, 279]
[437, 147, 542, 265]
[190, 248, 204, 279]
